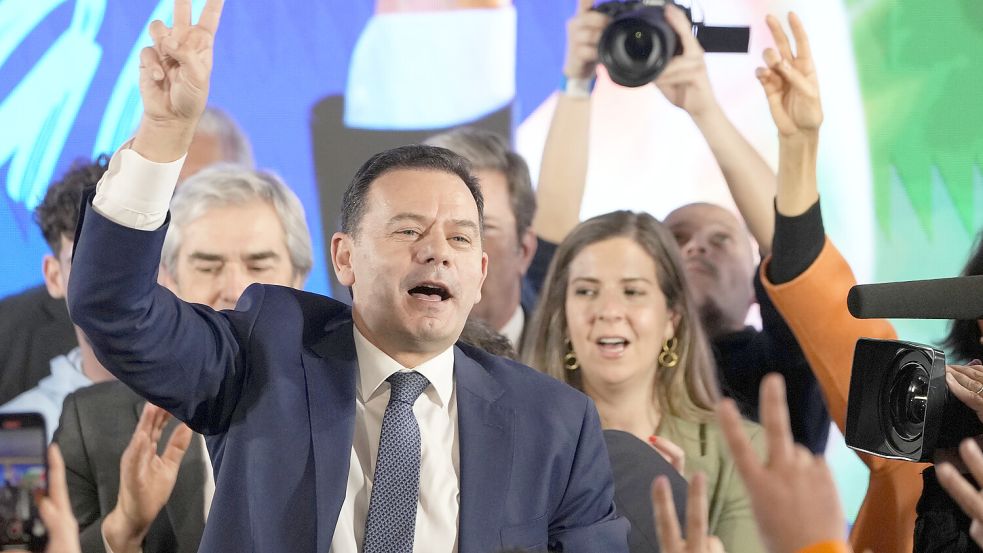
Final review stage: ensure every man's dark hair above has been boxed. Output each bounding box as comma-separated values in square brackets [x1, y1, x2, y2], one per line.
[34, 155, 110, 255]
[340, 144, 484, 237]
[943, 231, 983, 363]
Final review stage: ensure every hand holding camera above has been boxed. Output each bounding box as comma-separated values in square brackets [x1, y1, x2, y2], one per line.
[946, 362, 983, 426]
[652, 5, 717, 118]
[563, 0, 610, 80]
[3, 444, 80, 553]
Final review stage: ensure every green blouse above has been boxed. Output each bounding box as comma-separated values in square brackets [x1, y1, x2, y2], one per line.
[657, 414, 767, 553]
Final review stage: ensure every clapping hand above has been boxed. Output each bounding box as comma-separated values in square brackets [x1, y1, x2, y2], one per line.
[102, 403, 193, 553]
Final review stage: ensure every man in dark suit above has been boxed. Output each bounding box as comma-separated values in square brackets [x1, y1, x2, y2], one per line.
[423, 128, 540, 350]
[0, 285, 76, 405]
[56, 161, 313, 553]
[57, 381, 207, 553]
[67, 2, 627, 553]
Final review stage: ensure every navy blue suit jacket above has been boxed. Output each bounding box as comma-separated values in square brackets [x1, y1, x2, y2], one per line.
[68, 204, 628, 553]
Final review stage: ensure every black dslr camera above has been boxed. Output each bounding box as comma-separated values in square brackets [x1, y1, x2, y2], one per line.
[846, 338, 983, 462]
[592, 0, 750, 87]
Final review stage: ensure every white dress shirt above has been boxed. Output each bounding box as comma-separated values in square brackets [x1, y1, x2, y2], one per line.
[0, 348, 89, 443]
[336, 327, 459, 553]
[92, 147, 461, 552]
[498, 303, 525, 350]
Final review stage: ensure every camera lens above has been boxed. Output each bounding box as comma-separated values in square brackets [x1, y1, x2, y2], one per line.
[610, 22, 661, 69]
[597, 6, 677, 88]
[889, 362, 929, 441]
[622, 27, 655, 61]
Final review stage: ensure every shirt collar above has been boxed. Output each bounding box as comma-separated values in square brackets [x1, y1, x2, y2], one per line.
[353, 325, 455, 407]
[498, 303, 525, 348]
[62, 347, 83, 374]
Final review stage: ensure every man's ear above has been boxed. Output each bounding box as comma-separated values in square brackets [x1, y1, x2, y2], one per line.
[518, 228, 538, 275]
[331, 232, 356, 287]
[475, 251, 489, 304]
[42, 255, 65, 299]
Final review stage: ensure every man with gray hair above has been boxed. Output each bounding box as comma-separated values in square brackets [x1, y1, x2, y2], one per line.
[425, 127, 539, 348]
[55, 164, 312, 553]
[178, 106, 255, 182]
[0, 105, 254, 406]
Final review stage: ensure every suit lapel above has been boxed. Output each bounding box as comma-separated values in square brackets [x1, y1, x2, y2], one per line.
[303, 319, 358, 552]
[164, 434, 206, 553]
[454, 347, 515, 552]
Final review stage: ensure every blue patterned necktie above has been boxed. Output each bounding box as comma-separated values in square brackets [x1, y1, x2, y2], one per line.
[362, 370, 431, 553]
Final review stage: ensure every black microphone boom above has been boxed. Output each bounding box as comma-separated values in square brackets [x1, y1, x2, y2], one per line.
[847, 275, 983, 320]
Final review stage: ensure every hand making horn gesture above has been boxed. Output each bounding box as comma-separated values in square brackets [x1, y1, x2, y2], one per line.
[756, 13, 822, 140]
[133, 0, 225, 162]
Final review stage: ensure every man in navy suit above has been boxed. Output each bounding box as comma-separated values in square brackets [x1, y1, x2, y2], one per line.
[67, 1, 628, 552]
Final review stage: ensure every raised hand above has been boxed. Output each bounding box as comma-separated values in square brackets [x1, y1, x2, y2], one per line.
[30, 445, 82, 553]
[718, 374, 845, 553]
[133, 0, 225, 162]
[102, 403, 193, 553]
[654, 4, 717, 118]
[141, 0, 224, 124]
[652, 472, 726, 553]
[936, 439, 983, 548]
[756, 13, 822, 138]
[563, 0, 609, 80]
[946, 362, 983, 425]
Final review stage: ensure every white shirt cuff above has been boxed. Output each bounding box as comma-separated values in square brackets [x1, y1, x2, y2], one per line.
[92, 144, 185, 231]
[101, 522, 143, 553]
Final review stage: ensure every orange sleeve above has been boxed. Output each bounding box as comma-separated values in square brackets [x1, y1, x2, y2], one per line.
[761, 238, 926, 553]
[796, 540, 853, 553]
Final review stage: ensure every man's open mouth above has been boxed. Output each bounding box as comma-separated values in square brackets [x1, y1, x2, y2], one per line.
[408, 283, 452, 302]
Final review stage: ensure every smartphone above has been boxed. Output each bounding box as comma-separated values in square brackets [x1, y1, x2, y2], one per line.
[0, 413, 47, 552]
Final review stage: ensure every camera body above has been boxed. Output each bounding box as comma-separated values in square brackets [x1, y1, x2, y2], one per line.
[845, 338, 983, 462]
[592, 0, 750, 87]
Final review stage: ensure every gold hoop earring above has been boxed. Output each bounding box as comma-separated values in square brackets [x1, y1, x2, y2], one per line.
[564, 338, 580, 371]
[659, 336, 679, 368]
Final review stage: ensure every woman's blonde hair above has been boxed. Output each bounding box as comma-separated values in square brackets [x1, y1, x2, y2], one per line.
[522, 211, 720, 423]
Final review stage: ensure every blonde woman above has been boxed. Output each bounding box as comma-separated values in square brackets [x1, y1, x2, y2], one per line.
[524, 211, 764, 553]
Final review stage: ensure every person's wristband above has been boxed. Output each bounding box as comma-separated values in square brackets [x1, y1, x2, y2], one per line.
[560, 75, 596, 98]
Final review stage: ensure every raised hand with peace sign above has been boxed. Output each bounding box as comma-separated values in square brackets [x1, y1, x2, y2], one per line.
[762, 13, 822, 218]
[132, 0, 226, 163]
[756, 13, 822, 140]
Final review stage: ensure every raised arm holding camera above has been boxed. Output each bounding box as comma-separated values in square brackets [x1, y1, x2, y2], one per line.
[535, 0, 830, 455]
